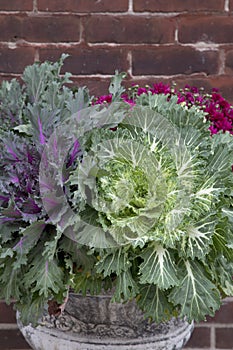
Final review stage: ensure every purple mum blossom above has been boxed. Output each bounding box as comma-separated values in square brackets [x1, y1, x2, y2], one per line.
[95, 82, 233, 135]
[150, 82, 171, 95]
[93, 94, 112, 105]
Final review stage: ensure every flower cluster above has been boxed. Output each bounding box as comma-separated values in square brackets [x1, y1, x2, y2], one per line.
[95, 82, 233, 135]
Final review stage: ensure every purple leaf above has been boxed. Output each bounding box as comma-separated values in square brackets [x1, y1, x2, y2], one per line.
[6, 145, 19, 161]
[67, 139, 80, 167]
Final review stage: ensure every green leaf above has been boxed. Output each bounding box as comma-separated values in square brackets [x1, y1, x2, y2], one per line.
[16, 295, 46, 327]
[72, 271, 102, 296]
[112, 270, 139, 302]
[222, 207, 233, 223]
[137, 284, 174, 323]
[213, 256, 233, 296]
[109, 71, 126, 101]
[139, 244, 179, 289]
[26, 104, 60, 144]
[169, 260, 221, 322]
[212, 227, 233, 261]
[0, 259, 22, 302]
[207, 145, 232, 176]
[191, 176, 222, 213]
[24, 256, 64, 298]
[0, 223, 19, 243]
[0, 247, 14, 259]
[13, 124, 33, 136]
[0, 79, 25, 131]
[12, 221, 46, 268]
[42, 228, 62, 261]
[22, 54, 70, 103]
[59, 236, 96, 271]
[66, 87, 91, 114]
[70, 220, 117, 249]
[95, 249, 131, 277]
[180, 220, 214, 260]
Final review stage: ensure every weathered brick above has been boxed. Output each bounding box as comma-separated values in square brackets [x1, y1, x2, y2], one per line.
[187, 76, 233, 104]
[85, 15, 175, 44]
[132, 46, 218, 75]
[39, 47, 128, 75]
[0, 14, 80, 42]
[71, 77, 111, 96]
[134, 0, 225, 12]
[0, 302, 16, 323]
[0, 329, 31, 349]
[205, 76, 233, 103]
[179, 15, 233, 43]
[127, 73, 233, 103]
[0, 47, 35, 73]
[205, 299, 233, 323]
[38, 0, 128, 12]
[0, 74, 21, 84]
[225, 50, 233, 73]
[184, 326, 211, 348]
[0, 0, 33, 11]
[216, 328, 233, 348]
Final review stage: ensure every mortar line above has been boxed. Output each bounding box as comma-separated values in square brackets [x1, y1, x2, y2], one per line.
[34, 48, 40, 62]
[210, 325, 215, 350]
[33, 0, 38, 12]
[224, 0, 230, 11]
[0, 323, 19, 329]
[128, 0, 133, 12]
[127, 51, 132, 77]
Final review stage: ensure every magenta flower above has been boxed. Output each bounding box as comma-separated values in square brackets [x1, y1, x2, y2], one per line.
[95, 78, 233, 135]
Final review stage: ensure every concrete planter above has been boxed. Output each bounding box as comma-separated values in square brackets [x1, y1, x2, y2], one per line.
[17, 292, 194, 350]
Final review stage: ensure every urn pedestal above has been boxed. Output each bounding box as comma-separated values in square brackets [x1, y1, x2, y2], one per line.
[17, 292, 194, 350]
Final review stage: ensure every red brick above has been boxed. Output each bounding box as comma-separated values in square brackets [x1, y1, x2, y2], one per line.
[216, 328, 233, 348]
[184, 326, 211, 348]
[39, 47, 128, 75]
[132, 46, 218, 75]
[0, 0, 33, 11]
[0, 302, 16, 323]
[134, 0, 225, 12]
[0, 74, 21, 84]
[84, 15, 175, 44]
[179, 15, 233, 43]
[71, 77, 111, 96]
[0, 47, 35, 73]
[205, 299, 233, 323]
[38, 0, 128, 12]
[225, 50, 233, 74]
[230, 0, 233, 11]
[204, 76, 233, 104]
[0, 14, 80, 43]
[0, 329, 31, 349]
[127, 74, 233, 104]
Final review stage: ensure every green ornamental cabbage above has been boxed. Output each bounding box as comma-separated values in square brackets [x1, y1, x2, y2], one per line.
[0, 57, 232, 325]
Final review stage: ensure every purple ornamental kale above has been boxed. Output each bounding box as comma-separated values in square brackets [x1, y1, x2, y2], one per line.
[0, 133, 43, 224]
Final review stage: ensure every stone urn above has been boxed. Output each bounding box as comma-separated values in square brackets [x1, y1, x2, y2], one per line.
[17, 292, 194, 350]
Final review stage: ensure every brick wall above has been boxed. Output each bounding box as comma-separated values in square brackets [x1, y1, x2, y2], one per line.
[1, 0, 233, 100]
[0, 1, 233, 349]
